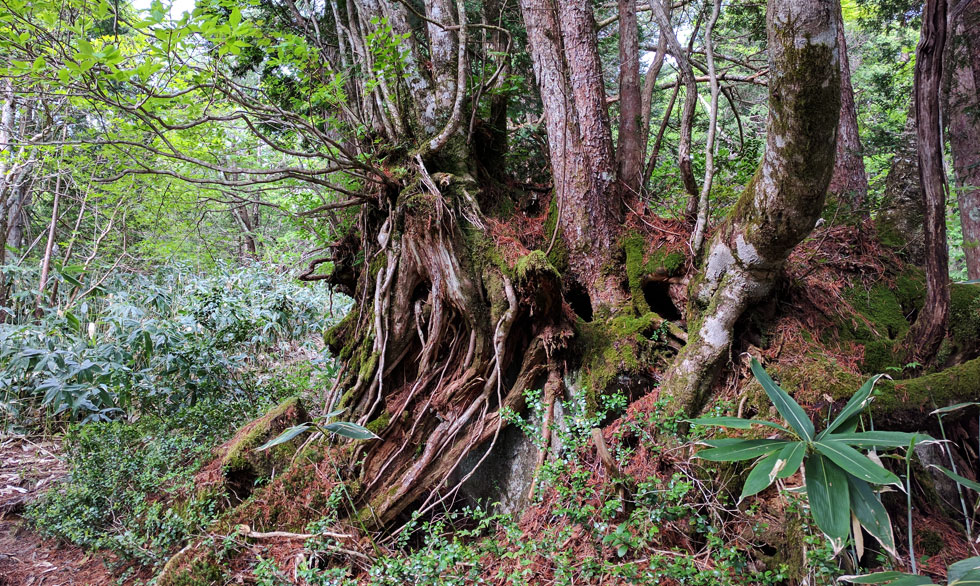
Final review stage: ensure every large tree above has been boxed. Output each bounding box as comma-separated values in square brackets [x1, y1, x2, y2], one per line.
[1, 0, 846, 525]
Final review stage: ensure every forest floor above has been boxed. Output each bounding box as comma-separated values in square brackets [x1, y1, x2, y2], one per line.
[0, 437, 134, 586]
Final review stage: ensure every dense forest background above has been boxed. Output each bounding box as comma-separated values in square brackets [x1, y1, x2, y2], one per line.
[2, 0, 980, 584]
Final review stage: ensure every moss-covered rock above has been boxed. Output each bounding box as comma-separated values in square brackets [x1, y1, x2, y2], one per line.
[576, 312, 671, 413]
[156, 550, 225, 586]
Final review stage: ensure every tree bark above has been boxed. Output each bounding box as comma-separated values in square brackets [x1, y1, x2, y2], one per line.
[617, 0, 644, 197]
[948, 0, 980, 279]
[907, 0, 950, 362]
[519, 0, 626, 310]
[827, 1, 869, 212]
[660, 0, 841, 416]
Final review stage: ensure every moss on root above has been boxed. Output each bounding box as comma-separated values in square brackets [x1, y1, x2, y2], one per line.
[220, 396, 309, 484]
[873, 356, 980, 424]
[156, 551, 225, 586]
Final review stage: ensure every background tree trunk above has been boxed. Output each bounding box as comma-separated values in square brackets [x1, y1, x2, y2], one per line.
[661, 0, 841, 416]
[828, 2, 869, 212]
[949, 0, 980, 279]
[617, 0, 643, 197]
[907, 0, 950, 362]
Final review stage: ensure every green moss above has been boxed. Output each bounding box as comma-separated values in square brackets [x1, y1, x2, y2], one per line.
[874, 356, 980, 418]
[366, 411, 391, 434]
[543, 195, 569, 274]
[514, 250, 559, 282]
[221, 396, 308, 478]
[368, 253, 387, 278]
[949, 283, 980, 346]
[577, 312, 668, 413]
[622, 232, 686, 313]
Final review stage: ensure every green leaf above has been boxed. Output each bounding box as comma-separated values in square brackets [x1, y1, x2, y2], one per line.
[229, 7, 242, 27]
[828, 431, 929, 449]
[950, 559, 980, 584]
[805, 453, 850, 541]
[255, 424, 312, 451]
[838, 572, 930, 585]
[822, 374, 885, 437]
[740, 452, 783, 501]
[695, 439, 789, 462]
[951, 569, 980, 586]
[686, 416, 790, 433]
[322, 421, 379, 440]
[931, 402, 980, 415]
[775, 441, 805, 479]
[814, 440, 901, 485]
[933, 465, 980, 493]
[750, 358, 813, 441]
[848, 476, 896, 556]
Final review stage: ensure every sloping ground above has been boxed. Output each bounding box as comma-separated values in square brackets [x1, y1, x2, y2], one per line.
[154, 220, 979, 584]
[0, 437, 139, 586]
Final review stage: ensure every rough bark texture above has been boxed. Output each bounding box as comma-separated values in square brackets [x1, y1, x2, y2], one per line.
[660, 0, 841, 416]
[520, 0, 625, 310]
[949, 0, 980, 279]
[827, 2, 868, 212]
[907, 0, 950, 362]
[617, 0, 644, 197]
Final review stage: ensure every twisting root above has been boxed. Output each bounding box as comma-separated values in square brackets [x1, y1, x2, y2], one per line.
[528, 369, 562, 499]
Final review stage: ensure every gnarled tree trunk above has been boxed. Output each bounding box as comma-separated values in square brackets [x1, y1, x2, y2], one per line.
[661, 0, 841, 416]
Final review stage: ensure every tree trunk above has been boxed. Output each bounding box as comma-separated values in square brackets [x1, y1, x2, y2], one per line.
[827, 1, 869, 212]
[519, 0, 626, 311]
[948, 0, 980, 280]
[617, 0, 643, 197]
[907, 0, 950, 362]
[661, 0, 841, 416]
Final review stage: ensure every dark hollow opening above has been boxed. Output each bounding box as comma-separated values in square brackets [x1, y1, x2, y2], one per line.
[642, 281, 681, 321]
[566, 281, 594, 322]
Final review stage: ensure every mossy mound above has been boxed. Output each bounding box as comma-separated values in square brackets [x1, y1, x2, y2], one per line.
[576, 312, 673, 413]
[156, 549, 225, 586]
[204, 396, 309, 502]
[873, 356, 980, 427]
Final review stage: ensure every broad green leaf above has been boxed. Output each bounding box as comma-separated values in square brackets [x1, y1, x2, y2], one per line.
[775, 441, 805, 479]
[828, 431, 929, 449]
[750, 358, 814, 441]
[933, 465, 980, 493]
[821, 374, 884, 437]
[931, 402, 980, 415]
[805, 454, 850, 541]
[740, 452, 782, 501]
[695, 439, 789, 462]
[951, 568, 980, 586]
[814, 440, 901, 486]
[839, 572, 926, 584]
[950, 559, 980, 584]
[322, 421, 379, 440]
[255, 424, 312, 451]
[686, 416, 790, 433]
[848, 476, 896, 556]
